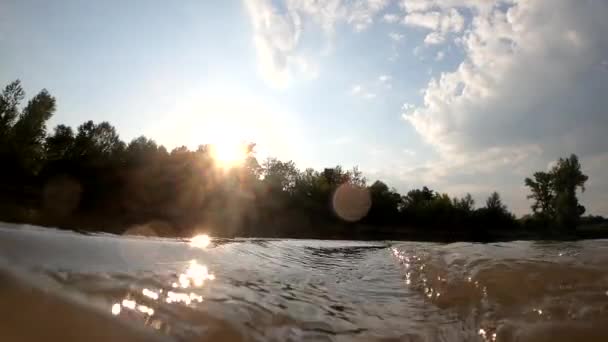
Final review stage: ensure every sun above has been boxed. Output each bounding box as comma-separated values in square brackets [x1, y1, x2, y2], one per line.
[210, 140, 248, 169]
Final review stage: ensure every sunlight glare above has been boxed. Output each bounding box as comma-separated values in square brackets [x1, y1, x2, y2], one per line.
[111, 303, 121, 315]
[210, 141, 247, 169]
[190, 234, 211, 248]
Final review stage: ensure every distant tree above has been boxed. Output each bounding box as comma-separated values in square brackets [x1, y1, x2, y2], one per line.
[125, 136, 165, 165]
[485, 192, 507, 213]
[525, 171, 555, 217]
[262, 158, 299, 193]
[45, 125, 75, 161]
[453, 193, 475, 212]
[525, 154, 588, 229]
[551, 154, 588, 228]
[346, 166, 366, 187]
[243, 143, 262, 180]
[11, 89, 56, 174]
[366, 180, 402, 224]
[402, 186, 435, 209]
[0, 80, 25, 141]
[73, 120, 125, 161]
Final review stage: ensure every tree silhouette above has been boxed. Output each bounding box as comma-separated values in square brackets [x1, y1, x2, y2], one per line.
[0, 80, 25, 141]
[525, 154, 588, 229]
[485, 192, 507, 213]
[1, 79, 601, 241]
[11, 89, 56, 175]
[525, 171, 554, 217]
[551, 154, 588, 228]
[453, 193, 475, 212]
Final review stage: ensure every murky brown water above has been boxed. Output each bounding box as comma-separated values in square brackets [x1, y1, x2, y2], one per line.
[1, 223, 607, 341]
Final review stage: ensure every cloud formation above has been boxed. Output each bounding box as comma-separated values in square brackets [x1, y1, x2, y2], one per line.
[244, 0, 390, 87]
[401, 7, 464, 45]
[400, 0, 608, 214]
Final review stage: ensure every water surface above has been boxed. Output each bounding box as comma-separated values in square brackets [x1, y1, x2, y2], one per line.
[1, 223, 607, 341]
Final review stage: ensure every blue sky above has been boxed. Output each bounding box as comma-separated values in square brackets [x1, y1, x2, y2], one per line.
[1, 0, 607, 215]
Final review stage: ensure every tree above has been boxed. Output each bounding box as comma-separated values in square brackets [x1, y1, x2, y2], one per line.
[11, 89, 56, 174]
[551, 154, 588, 228]
[525, 171, 554, 217]
[453, 193, 475, 212]
[73, 120, 125, 161]
[262, 158, 299, 193]
[402, 186, 436, 209]
[485, 192, 507, 213]
[366, 180, 402, 224]
[45, 125, 75, 161]
[524, 154, 588, 229]
[0, 80, 25, 141]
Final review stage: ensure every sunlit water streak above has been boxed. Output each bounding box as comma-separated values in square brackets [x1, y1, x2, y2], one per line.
[1, 223, 608, 341]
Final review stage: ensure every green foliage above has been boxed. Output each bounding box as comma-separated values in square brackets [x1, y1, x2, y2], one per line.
[11, 89, 56, 174]
[45, 125, 75, 161]
[262, 158, 299, 193]
[2, 79, 593, 240]
[452, 193, 475, 212]
[73, 120, 125, 160]
[552, 154, 588, 228]
[0, 80, 25, 140]
[525, 154, 588, 229]
[485, 192, 507, 213]
[525, 171, 554, 217]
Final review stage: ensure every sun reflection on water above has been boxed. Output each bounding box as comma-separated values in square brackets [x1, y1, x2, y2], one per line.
[110, 258, 216, 330]
[111, 303, 121, 315]
[190, 234, 211, 248]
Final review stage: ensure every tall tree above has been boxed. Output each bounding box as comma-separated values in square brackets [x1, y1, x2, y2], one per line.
[262, 158, 299, 193]
[11, 89, 56, 174]
[402, 186, 436, 209]
[73, 120, 125, 161]
[524, 171, 555, 217]
[551, 154, 588, 228]
[485, 192, 507, 213]
[453, 193, 475, 212]
[0, 80, 25, 141]
[45, 125, 75, 161]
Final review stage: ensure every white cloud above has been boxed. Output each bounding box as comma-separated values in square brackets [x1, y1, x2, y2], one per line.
[245, 0, 307, 88]
[384, 13, 401, 23]
[364, 92, 377, 99]
[245, 0, 391, 87]
[403, 7, 465, 45]
[402, 0, 608, 214]
[348, 0, 391, 32]
[388, 32, 405, 42]
[424, 31, 445, 45]
[435, 50, 445, 61]
[351, 84, 363, 95]
[399, 0, 496, 14]
[403, 11, 441, 30]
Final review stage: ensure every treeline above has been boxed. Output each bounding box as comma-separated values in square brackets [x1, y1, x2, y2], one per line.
[0, 80, 604, 240]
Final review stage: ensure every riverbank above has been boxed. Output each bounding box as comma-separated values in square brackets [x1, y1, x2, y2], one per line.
[2, 202, 607, 243]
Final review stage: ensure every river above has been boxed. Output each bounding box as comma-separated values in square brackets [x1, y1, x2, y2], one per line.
[0, 223, 607, 341]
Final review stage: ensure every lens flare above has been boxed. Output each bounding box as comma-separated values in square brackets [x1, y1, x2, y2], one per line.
[332, 184, 371, 222]
[210, 141, 247, 169]
[111, 303, 121, 315]
[190, 234, 211, 248]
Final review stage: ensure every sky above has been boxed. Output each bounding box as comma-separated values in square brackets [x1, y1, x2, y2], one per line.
[1, 0, 607, 216]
